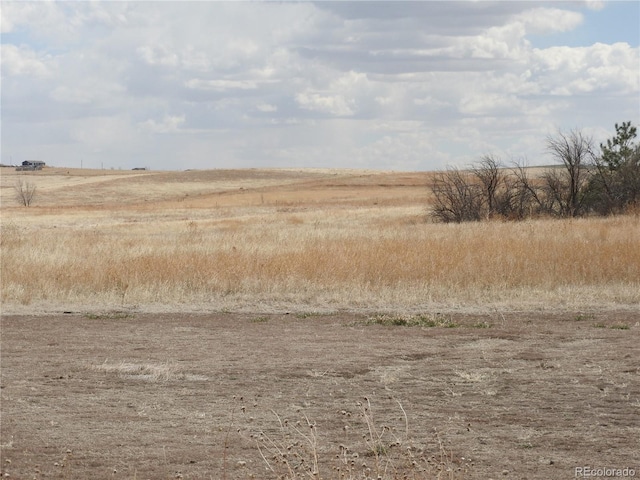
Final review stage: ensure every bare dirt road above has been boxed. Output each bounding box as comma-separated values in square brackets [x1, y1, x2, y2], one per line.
[1, 310, 638, 479]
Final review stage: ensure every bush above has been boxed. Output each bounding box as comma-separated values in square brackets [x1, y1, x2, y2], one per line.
[430, 168, 483, 223]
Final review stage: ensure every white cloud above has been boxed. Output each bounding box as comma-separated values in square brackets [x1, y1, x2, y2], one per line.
[584, 1, 605, 12]
[51, 80, 125, 105]
[517, 8, 583, 35]
[533, 42, 640, 95]
[185, 79, 260, 91]
[256, 103, 277, 113]
[348, 123, 446, 170]
[1, 2, 61, 34]
[296, 92, 356, 117]
[460, 23, 528, 59]
[140, 115, 186, 134]
[1, 2, 638, 171]
[413, 96, 450, 109]
[1, 44, 52, 77]
[459, 93, 522, 117]
[295, 70, 389, 117]
[137, 45, 180, 68]
[70, 115, 140, 152]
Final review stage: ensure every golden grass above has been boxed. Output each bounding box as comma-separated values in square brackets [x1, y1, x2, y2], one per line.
[1, 167, 639, 313]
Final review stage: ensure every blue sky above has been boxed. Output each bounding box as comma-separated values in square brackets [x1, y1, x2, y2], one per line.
[1, 1, 639, 171]
[526, 1, 639, 48]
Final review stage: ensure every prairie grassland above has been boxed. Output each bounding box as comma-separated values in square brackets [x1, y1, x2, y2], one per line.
[1, 167, 639, 314]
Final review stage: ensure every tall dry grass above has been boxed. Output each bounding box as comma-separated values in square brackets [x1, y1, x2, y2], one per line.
[2, 201, 639, 312]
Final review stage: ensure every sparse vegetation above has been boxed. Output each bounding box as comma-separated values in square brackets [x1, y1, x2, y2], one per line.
[92, 360, 207, 382]
[609, 323, 630, 330]
[251, 316, 270, 323]
[3, 309, 637, 478]
[239, 397, 467, 479]
[470, 321, 491, 329]
[573, 314, 594, 322]
[365, 314, 457, 328]
[295, 312, 326, 319]
[83, 311, 135, 320]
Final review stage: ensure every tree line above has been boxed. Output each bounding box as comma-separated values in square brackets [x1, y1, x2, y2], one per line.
[430, 121, 640, 222]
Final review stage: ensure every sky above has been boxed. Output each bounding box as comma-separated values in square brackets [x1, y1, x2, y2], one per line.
[1, 1, 639, 171]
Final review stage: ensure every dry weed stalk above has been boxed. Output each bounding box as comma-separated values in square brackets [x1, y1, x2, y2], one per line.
[239, 398, 467, 479]
[92, 360, 177, 382]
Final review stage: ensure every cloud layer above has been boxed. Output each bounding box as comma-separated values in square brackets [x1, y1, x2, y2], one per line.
[1, 1, 638, 170]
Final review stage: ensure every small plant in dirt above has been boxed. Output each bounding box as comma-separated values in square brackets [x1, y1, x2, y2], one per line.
[250, 316, 270, 323]
[609, 323, 630, 330]
[83, 311, 134, 320]
[365, 313, 457, 328]
[470, 321, 491, 329]
[295, 312, 325, 319]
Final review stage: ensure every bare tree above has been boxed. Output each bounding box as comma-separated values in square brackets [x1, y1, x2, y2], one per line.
[430, 156, 541, 222]
[14, 178, 37, 206]
[544, 129, 594, 217]
[472, 155, 503, 217]
[540, 168, 570, 216]
[431, 157, 538, 222]
[504, 160, 543, 219]
[430, 168, 482, 223]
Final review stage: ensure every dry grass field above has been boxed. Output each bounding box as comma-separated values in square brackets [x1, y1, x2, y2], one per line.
[1, 166, 639, 314]
[1, 166, 639, 479]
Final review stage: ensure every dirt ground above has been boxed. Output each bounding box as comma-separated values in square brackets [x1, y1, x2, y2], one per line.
[1, 310, 638, 479]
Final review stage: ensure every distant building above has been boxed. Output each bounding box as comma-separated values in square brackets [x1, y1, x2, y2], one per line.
[16, 161, 45, 171]
[132, 167, 148, 171]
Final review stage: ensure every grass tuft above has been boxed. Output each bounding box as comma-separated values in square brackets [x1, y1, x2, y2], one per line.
[609, 324, 630, 330]
[365, 313, 457, 328]
[251, 316, 269, 323]
[470, 321, 491, 329]
[83, 311, 135, 320]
